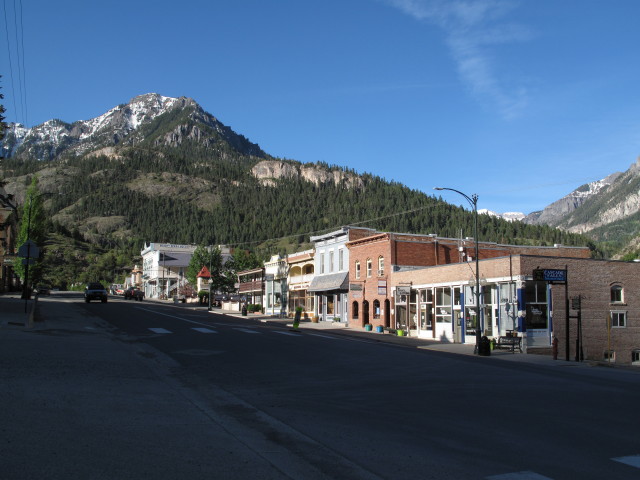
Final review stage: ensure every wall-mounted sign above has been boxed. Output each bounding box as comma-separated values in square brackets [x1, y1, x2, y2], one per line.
[533, 268, 567, 284]
[350, 284, 363, 291]
[396, 286, 411, 295]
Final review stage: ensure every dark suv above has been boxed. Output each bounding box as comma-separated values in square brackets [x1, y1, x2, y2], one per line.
[85, 282, 108, 303]
[124, 287, 144, 301]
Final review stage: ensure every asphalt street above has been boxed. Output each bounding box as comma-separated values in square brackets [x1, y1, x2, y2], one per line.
[2, 292, 640, 480]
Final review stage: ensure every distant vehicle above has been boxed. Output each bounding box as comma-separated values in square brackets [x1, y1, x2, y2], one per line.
[111, 284, 124, 295]
[35, 285, 51, 295]
[124, 287, 144, 301]
[85, 282, 108, 303]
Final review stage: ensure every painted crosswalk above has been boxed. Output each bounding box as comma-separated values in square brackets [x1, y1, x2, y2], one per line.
[191, 327, 217, 334]
[148, 328, 172, 334]
[233, 328, 260, 334]
[485, 454, 640, 479]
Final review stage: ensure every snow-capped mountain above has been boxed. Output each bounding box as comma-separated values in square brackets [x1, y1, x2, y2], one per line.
[1, 93, 264, 161]
[523, 170, 625, 229]
[477, 209, 525, 222]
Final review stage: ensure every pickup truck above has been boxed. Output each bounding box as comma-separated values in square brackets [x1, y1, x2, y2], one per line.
[84, 282, 108, 303]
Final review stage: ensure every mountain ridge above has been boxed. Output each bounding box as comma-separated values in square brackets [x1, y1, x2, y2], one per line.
[0, 93, 620, 267]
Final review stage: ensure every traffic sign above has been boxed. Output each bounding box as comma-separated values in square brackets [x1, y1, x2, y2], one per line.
[18, 240, 40, 258]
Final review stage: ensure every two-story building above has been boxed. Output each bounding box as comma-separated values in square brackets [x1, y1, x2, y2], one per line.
[309, 227, 376, 323]
[286, 249, 315, 318]
[264, 254, 288, 316]
[141, 243, 197, 299]
[237, 267, 265, 306]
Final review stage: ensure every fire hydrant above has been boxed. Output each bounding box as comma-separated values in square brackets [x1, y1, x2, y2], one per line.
[552, 336, 558, 360]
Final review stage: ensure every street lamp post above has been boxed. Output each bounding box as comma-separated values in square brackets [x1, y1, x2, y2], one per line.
[208, 278, 213, 311]
[434, 187, 481, 354]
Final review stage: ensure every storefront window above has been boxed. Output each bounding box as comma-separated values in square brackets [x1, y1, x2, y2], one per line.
[525, 281, 548, 330]
[327, 296, 334, 315]
[435, 287, 452, 323]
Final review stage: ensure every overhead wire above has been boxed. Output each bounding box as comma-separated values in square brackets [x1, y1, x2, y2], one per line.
[2, 0, 18, 121]
[2, 0, 27, 126]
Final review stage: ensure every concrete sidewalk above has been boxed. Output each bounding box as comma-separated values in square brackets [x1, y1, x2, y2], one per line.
[203, 305, 570, 367]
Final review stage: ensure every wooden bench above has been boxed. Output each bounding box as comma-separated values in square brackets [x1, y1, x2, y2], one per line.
[497, 335, 522, 352]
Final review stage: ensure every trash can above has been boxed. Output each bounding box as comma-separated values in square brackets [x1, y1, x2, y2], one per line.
[364, 324, 372, 331]
[479, 336, 491, 356]
[376, 325, 384, 333]
[242, 305, 247, 316]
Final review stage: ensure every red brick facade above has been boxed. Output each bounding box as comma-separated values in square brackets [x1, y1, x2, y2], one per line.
[347, 232, 591, 330]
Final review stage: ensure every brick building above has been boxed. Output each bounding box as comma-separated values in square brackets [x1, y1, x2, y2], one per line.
[346, 232, 591, 331]
[390, 254, 640, 366]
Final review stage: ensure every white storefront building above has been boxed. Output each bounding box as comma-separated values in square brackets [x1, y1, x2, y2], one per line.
[141, 243, 197, 300]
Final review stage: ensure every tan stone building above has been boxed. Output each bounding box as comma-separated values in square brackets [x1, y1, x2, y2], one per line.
[391, 254, 640, 366]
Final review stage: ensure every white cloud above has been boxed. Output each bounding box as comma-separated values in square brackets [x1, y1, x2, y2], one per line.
[383, 0, 531, 119]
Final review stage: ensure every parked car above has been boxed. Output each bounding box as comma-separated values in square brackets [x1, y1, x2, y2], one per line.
[124, 287, 144, 301]
[35, 285, 51, 295]
[85, 282, 108, 303]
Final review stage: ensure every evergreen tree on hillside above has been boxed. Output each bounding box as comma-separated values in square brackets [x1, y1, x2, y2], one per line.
[15, 177, 49, 288]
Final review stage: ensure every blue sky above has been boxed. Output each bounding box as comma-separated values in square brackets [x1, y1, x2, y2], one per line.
[2, 0, 639, 215]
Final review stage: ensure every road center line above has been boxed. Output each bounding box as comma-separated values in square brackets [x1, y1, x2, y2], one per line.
[135, 307, 214, 328]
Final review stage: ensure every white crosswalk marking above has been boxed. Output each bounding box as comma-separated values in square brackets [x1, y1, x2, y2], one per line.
[149, 328, 172, 334]
[485, 472, 554, 480]
[192, 327, 217, 334]
[234, 328, 260, 334]
[612, 455, 640, 468]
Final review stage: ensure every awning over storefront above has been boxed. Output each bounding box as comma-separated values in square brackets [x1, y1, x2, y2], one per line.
[308, 272, 349, 292]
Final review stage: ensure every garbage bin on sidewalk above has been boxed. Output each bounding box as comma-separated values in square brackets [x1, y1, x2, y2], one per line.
[478, 336, 491, 356]
[242, 305, 247, 316]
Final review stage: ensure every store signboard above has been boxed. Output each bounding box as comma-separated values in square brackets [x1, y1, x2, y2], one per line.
[533, 268, 567, 284]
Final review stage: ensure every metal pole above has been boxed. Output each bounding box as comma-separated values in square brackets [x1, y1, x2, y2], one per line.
[473, 196, 481, 353]
[434, 187, 481, 354]
[22, 198, 34, 312]
[565, 275, 570, 362]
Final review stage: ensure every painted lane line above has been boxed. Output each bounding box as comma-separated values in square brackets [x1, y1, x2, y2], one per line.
[135, 307, 214, 328]
[273, 331, 301, 336]
[485, 472, 554, 480]
[612, 454, 640, 468]
[192, 327, 217, 334]
[149, 328, 172, 334]
[234, 328, 260, 334]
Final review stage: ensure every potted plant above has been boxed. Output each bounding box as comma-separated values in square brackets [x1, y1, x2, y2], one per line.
[311, 315, 319, 323]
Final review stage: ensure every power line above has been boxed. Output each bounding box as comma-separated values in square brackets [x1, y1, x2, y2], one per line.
[2, 0, 18, 121]
[1, 0, 27, 125]
[17, 0, 27, 125]
[228, 203, 439, 249]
